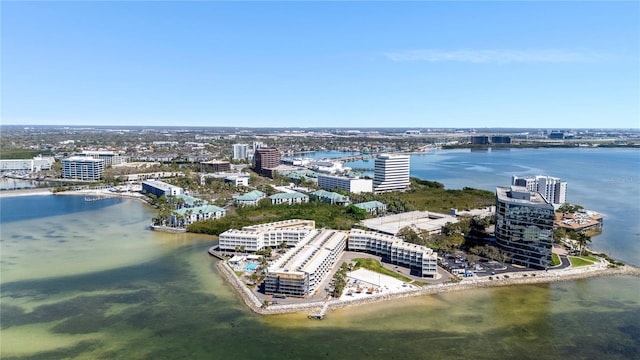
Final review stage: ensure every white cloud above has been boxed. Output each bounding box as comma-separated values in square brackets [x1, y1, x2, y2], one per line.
[384, 49, 607, 64]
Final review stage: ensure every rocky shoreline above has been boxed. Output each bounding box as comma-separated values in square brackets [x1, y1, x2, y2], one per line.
[216, 260, 640, 317]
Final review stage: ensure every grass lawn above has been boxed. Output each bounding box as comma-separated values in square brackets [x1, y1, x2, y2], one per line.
[551, 253, 561, 266]
[352, 258, 413, 283]
[568, 256, 595, 267]
[581, 254, 599, 262]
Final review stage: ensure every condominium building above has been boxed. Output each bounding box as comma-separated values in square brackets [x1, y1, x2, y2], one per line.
[265, 229, 347, 297]
[495, 186, 555, 269]
[512, 175, 567, 207]
[373, 154, 410, 193]
[218, 219, 316, 252]
[232, 143, 250, 160]
[253, 147, 280, 177]
[61, 156, 105, 181]
[141, 180, 184, 198]
[317, 174, 373, 194]
[348, 229, 438, 278]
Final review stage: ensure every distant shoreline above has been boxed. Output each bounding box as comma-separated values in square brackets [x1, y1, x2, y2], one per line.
[0, 187, 54, 198]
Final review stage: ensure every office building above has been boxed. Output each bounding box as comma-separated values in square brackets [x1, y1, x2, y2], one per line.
[317, 174, 373, 194]
[373, 154, 410, 193]
[512, 175, 567, 206]
[200, 160, 231, 173]
[253, 147, 280, 177]
[495, 186, 555, 269]
[232, 144, 250, 160]
[61, 156, 105, 181]
[0, 155, 55, 172]
[470, 136, 489, 145]
[74, 151, 125, 167]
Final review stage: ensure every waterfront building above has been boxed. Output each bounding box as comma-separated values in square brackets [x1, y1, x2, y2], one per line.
[233, 190, 266, 207]
[200, 160, 231, 173]
[253, 147, 280, 177]
[491, 136, 511, 144]
[265, 229, 347, 297]
[310, 160, 349, 174]
[232, 144, 250, 160]
[0, 155, 55, 172]
[373, 154, 410, 193]
[317, 174, 373, 194]
[470, 136, 489, 145]
[61, 156, 105, 181]
[512, 175, 567, 207]
[310, 190, 350, 206]
[169, 204, 226, 228]
[353, 201, 387, 216]
[348, 229, 438, 278]
[359, 211, 458, 236]
[172, 194, 207, 208]
[141, 179, 184, 198]
[554, 210, 603, 235]
[218, 219, 316, 252]
[74, 151, 125, 167]
[269, 192, 309, 205]
[495, 186, 555, 269]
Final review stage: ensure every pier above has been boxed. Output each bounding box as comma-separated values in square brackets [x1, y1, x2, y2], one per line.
[308, 301, 330, 320]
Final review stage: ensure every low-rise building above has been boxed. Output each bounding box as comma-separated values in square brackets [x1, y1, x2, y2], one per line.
[200, 160, 231, 173]
[358, 211, 458, 236]
[310, 190, 350, 206]
[170, 204, 226, 228]
[269, 192, 309, 205]
[353, 201, 387, 216]
[142, 180, 184, 197]
[554, 210, 603, 234]
[74, 150, 126, 166]
[0, 155, 55, 172]
[348, 229, 438, 278]
[233, 190, 266, 207]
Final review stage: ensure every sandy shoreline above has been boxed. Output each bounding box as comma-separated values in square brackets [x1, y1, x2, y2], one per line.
[216, 259, 640, 317]
[0, 187, 54, 198]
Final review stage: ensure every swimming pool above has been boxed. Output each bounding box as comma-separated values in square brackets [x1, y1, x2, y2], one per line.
[245, 263, 258, 271]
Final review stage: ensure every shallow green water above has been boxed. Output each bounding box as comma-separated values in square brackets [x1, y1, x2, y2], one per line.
[1, 196, 639, 359]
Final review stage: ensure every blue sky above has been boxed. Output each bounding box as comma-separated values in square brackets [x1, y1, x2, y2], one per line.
[2, 1, 639, 129]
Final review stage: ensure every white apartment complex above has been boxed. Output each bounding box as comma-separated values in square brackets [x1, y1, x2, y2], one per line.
[141, 179, 184, 197]
[512, 175, 567, 207]
[265, 229, 347, 297]
[348, 229, 438, 278]
[317, 174, 373, 194]
[218, 219, 316, 252]
[373, 154, 410, 193]
[61, 156, 105, 181]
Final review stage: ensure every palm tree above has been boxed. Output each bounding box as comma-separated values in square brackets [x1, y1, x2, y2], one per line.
[576, 232, 592, 256]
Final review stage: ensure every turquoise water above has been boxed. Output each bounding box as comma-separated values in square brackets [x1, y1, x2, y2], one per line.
[1, 148, 639, 359]
[245, 263, 258, 271]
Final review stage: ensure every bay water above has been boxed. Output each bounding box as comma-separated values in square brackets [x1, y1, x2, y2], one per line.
[1, 148, 639, 359]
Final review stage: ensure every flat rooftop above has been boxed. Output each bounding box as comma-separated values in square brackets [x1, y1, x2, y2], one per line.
[359, 211, 458, 236]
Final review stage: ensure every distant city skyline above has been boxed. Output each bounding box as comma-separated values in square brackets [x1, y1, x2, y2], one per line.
[3, 2, 639, 129]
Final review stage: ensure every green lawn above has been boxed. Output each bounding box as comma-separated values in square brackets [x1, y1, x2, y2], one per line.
[352, 258, 413, 283]
[551, 253, 561, 266]
[568, 256, 595, 267]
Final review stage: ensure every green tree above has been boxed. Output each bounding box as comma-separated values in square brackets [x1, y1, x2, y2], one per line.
[576, 232, 592, 256]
